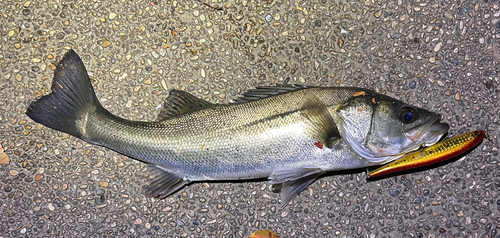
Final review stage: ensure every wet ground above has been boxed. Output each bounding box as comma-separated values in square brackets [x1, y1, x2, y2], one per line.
[1, 0, 499, 237]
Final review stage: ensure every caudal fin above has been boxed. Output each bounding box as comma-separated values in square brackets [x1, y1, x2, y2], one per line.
[26, 50, 102, 140]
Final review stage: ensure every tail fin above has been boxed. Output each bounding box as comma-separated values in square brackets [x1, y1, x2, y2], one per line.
[26, 49, 102, 140]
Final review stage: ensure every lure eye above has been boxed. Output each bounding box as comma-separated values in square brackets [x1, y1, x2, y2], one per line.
[399, 106, 418, 123]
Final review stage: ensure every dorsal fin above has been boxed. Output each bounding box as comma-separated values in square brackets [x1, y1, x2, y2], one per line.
[157, 90, 213, 121]
[235, 84, 308, 103]
[300, 94, 341, 149]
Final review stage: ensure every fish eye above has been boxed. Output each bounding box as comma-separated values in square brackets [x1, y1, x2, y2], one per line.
[399, 105, 418, 123]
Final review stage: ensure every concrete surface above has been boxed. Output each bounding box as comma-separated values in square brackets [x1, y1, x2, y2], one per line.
[0, 0, 499, 237]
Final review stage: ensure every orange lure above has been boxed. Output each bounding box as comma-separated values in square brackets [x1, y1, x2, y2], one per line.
[369, 130, 485, 178]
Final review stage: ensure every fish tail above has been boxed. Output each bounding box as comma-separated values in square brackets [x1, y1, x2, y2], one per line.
[26, 50, 103, 141]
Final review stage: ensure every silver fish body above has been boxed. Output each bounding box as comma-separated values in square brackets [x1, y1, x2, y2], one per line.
[85, 87, 371, 179]
[26, 50, 449, 206]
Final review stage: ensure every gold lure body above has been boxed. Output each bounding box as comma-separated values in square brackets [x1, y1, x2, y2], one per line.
[369, 130, 485, 178]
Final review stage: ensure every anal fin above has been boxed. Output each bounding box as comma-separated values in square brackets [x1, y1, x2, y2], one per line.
[269, 167, 324, 207]
[146, 165, 191, 199]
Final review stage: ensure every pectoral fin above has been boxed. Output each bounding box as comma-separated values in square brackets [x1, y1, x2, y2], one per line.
[269, 167, 324, 207]
[145, 165, 191, 199]
[301, 94, 341, 148]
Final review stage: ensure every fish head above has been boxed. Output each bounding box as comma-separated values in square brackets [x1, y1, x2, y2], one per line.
[335, 93, 449, 164]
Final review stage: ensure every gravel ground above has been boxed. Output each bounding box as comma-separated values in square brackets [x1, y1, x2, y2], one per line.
[1, 0, 499, 237]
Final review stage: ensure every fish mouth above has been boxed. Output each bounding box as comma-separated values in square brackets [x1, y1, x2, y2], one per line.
[405, 115, 449, 147]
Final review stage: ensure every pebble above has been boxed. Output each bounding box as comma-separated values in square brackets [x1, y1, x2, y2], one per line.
[389, 189, 400, 197]
[434, 42, 442, 52]
[409, 80, 416, 89]
[265, 14, 273, 22]
[151, 51, 159, 59]
[109, 12, 117, 20]
[413, 197, 422, 204]
[22, 8, 31, 16]
[0, 145, 10, 165]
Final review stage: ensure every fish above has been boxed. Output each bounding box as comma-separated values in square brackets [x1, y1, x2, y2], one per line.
[25, 50, 449, 206]
[368, 130, 485, 178]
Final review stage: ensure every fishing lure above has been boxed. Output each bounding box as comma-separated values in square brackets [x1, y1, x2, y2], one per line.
[368, 130, 485, 178]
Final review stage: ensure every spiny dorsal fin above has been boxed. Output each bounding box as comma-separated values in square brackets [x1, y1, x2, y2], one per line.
[157, 90, 213, 121]
[301, 94, 341, 148]
[235, 84, 308, 103]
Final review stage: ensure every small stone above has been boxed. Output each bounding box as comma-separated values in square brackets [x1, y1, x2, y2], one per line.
[389, 189, 400, 197]
[338, 38, 344, 48]
[0, 145, 10, 165]
[429, 57, 436, 63]
[109, 12, 117, 20]
[455, 92, 460, 100]
[265, 14, 273, 22]
[35, 174, 43, 181]
[413, 197, 422, 204]
[151, 51, 159, 59]
[100, 181, 109, 188]
[434, 42, 442, 52]
[10, 170, 19, 176]
[48, 203, 55, 211]
[374, 10, 382, 18]
[409, 80, 416, 89]
[134, 218, 142, 225]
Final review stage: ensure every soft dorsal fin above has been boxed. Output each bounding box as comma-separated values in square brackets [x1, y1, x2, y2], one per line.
[157, 90, 213, 121]
[300, 94, 341, 148]
[235, 84, 308, 103]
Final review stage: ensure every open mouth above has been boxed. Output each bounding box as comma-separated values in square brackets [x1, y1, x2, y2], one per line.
[406, 116, 449, 146]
